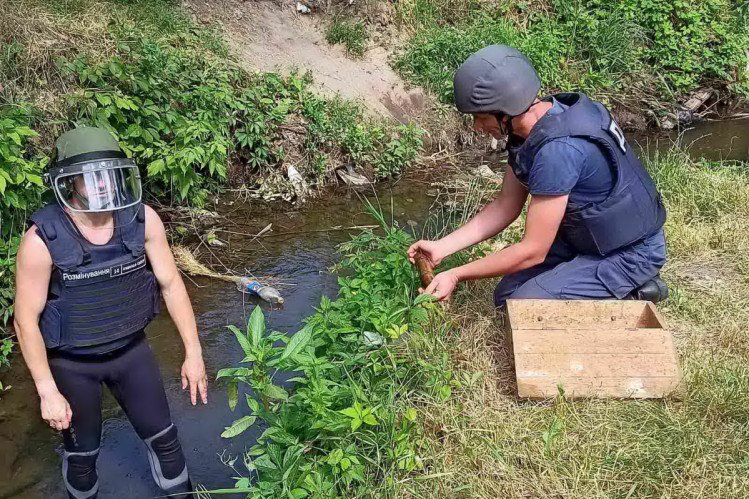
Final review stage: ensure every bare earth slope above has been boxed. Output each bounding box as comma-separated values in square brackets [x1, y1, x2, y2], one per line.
[183, 0, 427, 122]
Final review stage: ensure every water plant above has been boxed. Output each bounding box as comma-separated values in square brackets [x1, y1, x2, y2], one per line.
[217, 206, 455, 497]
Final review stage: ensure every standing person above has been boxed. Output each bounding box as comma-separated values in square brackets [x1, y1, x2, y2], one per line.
[13, 127, 208, 498]
[409, 45, 668, 304]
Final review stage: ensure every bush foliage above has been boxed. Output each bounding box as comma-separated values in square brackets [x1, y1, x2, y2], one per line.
[218, 208, 453, 497]
[394, 0, 748, 105]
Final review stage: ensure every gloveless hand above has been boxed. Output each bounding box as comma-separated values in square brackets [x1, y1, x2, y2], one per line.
[407, 239, 447, 267]
[421, 269, 460, 302]
[181, 352, 208, 405]
[40, 387, 72, 431]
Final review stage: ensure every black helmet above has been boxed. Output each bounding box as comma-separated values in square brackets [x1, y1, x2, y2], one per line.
[46, 127, 142, 214]
[453, 45, 541, 116]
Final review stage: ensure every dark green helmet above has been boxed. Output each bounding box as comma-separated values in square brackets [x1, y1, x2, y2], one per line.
[46, 127, 142, 213]
[453, 45, 540, 116]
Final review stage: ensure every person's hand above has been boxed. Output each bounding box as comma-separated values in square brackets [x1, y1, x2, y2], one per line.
[181, 351, 208, 405]
[407, 240, 447, 267]
[421, 269, 460, 302]
[39, 386, 72, 431]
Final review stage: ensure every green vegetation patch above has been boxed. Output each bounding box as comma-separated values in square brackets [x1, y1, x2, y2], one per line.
[393, 0, 748, 107]
[326, 17, 369, 58]
[217, 205, 452, 496]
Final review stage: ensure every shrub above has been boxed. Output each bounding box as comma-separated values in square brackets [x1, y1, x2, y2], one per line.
[0, 105, 46, 330]
[217, 209, 453, 496]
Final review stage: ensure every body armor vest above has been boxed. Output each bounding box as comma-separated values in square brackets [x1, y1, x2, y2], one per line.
[507, 93, 666, 255]
[29, 203, 160, 350]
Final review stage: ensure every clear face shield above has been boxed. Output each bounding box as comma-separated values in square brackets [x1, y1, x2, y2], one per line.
[50, 158, 142, 228]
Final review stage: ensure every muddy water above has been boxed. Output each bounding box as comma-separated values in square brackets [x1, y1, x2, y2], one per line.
[633, 117, 749, 161]
[0, 178, 438, 498]
[1, 118, 746, 499]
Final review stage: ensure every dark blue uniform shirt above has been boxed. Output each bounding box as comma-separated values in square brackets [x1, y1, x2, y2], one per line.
[495, 97, 667, 303]
[527, 98, 614, 205]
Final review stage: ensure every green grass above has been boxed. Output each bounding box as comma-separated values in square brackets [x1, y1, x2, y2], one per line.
[326, 17, 369, 58]
[395, 149, 749, 497]
[391, 0, 748, 110]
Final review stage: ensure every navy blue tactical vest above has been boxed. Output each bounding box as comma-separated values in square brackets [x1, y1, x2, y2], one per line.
[507, 93, 666, 256]
[29, 203, 160, 351]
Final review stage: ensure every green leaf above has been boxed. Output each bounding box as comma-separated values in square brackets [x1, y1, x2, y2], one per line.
[252, 453, 278, 470]
[327, 448, 343, 465]
[25, 174, 43, 186]
[263, 426, 298, 446]
[216, 367, 252, 379]
[147, 159, 165, 176]
[228, 380, 238, 411]
[262, 383, 288, 400]
[404, 408, 417, 422]
[246, 394, 260, 413]
[228, 324, 252, 357]
[248, 306, 265, 347]
[339, 407, 359, 419]
[362, 413, 378, 426]
[221, 415, 257, 438]
[289, 488, 308, 499]
[280, 325, 312, 361]
[413, 293, 436, 306]
[350, 418, 362, 431]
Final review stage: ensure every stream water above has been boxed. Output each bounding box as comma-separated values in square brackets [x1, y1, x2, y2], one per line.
[0, 118, 746, 498]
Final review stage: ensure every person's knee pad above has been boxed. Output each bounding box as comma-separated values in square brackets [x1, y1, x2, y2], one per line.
[143, 424, 190, 493]
[63, 449, 99, 499]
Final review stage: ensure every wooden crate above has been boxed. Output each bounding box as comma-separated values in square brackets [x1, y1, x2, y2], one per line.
[506, 299, 684, 399]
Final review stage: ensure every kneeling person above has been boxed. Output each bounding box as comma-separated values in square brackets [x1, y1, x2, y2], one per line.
[13, 127, 207, 498]
[409, 45, 667, 304]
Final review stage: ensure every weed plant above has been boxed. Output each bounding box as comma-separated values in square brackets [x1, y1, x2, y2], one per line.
[393, 0, 748, 107]
[217, 205, 456, 497]
[326, 18, 369, 58]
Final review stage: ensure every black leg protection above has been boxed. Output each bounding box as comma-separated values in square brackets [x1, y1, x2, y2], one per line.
[63, 449, 100, 499]
[143, 424, 191, 496]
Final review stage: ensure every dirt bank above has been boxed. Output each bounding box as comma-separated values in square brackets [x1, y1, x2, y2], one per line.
[183, 0, 429, 123]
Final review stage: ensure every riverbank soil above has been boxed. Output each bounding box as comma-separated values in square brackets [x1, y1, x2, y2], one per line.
[183, 0, 429, 123]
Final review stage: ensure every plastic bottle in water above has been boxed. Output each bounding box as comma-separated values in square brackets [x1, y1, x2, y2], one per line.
[237, 277, 284, 304]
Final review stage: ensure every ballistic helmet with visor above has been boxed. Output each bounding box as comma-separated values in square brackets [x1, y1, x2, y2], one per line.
[46, 127, 142, 219]
[453, 45, 541, 116]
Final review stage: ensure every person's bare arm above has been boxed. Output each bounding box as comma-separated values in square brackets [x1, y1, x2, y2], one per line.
[14, 226, 72, 430]
[423, 194, 568, 300]
[408, 166, 528, 266]
[144, 205, 207, 405]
